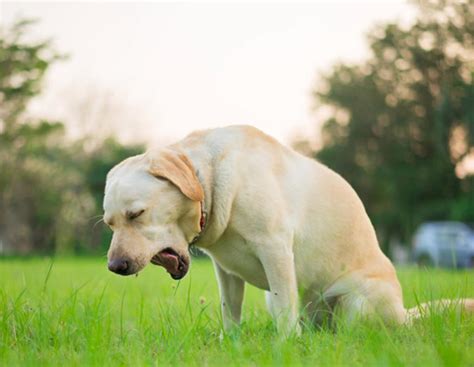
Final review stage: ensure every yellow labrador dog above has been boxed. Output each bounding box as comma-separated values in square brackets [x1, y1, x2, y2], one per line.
[103, 125, 472, 335]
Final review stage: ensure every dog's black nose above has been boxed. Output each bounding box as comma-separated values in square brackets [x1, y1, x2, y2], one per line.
[108, 258, 130, 275]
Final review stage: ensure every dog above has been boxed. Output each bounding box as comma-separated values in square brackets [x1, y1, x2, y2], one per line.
[103, 125, 473, 335]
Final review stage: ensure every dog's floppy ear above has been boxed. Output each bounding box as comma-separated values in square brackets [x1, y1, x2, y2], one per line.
[148, 149, 204, 202]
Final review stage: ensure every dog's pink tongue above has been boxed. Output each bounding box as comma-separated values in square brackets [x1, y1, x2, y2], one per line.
[156, 250, 179, 274]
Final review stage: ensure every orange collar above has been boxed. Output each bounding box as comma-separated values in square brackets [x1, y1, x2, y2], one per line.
[190, 201, 207, 245]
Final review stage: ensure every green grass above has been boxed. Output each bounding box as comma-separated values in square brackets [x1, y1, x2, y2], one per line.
[0, 257, 473, 366]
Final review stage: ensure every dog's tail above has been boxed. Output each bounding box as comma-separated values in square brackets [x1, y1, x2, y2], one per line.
[405, 298, 474, 324]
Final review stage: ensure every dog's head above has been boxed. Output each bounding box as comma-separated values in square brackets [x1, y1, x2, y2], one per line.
[103, 148, 204, 279]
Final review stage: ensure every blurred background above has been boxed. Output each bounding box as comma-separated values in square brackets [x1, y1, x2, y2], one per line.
[0, 1, 473, 266]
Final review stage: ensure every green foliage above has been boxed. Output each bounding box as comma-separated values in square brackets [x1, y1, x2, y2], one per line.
[0, 19, 64, 131]
[312, 0, 474, 248]
[0, 20, 144, 255]
[0, 258, 473, 365]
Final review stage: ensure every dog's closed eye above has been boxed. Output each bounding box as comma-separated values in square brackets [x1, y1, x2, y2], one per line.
[127, 209, 145, 220]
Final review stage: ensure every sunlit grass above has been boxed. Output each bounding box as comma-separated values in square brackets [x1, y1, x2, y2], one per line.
[0, 258, 473, 366]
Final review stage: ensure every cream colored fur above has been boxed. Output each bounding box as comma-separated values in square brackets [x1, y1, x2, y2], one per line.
[103, 125, 472, 336]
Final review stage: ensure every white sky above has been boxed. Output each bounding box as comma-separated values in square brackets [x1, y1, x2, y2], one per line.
[1, 1, 417, 146]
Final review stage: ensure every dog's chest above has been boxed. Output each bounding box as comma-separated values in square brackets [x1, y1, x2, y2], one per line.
[204, 233, 270, 290]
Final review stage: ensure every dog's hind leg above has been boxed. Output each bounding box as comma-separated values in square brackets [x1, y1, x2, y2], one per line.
[325, 274, 406, 326]
[300, 288, 337, 329]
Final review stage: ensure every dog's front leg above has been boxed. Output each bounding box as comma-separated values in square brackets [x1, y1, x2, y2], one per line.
[258, 246, 300, 337]
[213, 260, 245, 332]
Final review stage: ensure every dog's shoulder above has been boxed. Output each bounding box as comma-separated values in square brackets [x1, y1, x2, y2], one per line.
[181, 125, 281, 149]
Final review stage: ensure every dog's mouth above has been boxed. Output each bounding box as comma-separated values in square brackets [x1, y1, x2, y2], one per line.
[150, 248, 189, 280]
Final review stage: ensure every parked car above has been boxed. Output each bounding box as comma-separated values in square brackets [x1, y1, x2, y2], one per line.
[413, 221, 474, 268]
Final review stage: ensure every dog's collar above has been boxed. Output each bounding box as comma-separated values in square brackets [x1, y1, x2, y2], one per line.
[189, 201, 207, 246]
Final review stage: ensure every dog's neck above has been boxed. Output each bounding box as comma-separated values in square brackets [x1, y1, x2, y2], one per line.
[172, 143, 229, 249]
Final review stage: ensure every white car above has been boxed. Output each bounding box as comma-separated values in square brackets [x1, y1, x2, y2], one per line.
[413, 221, 474, 268]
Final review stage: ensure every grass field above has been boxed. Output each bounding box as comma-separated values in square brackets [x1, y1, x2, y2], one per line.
[0, 257, 473, 366]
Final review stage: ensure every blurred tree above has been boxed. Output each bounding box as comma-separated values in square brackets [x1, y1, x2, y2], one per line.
[0, 20, 144, 255]
[0, 19, 94, 254]
[310, 0, 474, 252]
[0, 19, 63, 131]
